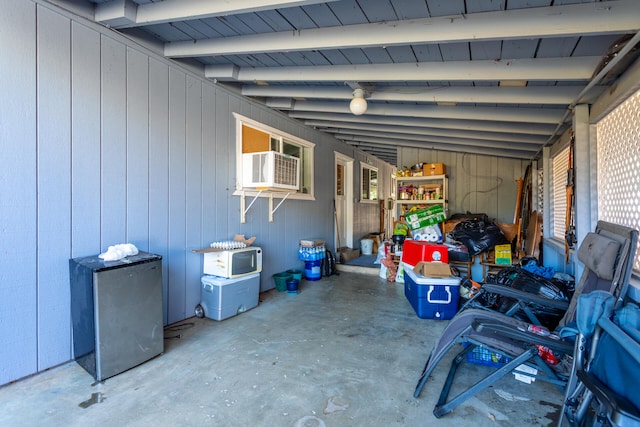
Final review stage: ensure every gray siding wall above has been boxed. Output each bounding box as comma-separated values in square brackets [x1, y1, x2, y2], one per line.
[0, 0, 531, 387]
[352, 151, 392, 242]
[398, 148, 528, 223]
[0, 1, 392, 386]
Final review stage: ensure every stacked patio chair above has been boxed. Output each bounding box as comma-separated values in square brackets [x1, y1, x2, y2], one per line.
[413, 221, 638, 419]
[559, 291, 640, 426]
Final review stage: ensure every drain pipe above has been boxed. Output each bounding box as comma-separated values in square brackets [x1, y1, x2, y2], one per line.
[533, 29, 640, 159]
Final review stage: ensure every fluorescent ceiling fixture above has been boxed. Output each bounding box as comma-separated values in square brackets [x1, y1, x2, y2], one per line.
[499, 80, 528, 87]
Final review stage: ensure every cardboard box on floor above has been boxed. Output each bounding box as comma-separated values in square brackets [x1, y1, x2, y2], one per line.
[338, 247, 361, 262]
[413, 261, 452, 278]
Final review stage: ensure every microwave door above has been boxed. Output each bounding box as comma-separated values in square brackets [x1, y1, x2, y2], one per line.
[232, 251, 254, 276]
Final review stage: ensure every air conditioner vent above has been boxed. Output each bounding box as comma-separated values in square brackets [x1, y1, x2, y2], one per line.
[242, 151, 300, 191]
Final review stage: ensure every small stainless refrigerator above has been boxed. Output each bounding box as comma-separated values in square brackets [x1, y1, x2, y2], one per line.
[69, 251, 164, 381]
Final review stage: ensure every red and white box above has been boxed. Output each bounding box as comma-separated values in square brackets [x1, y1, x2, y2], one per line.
[402, 241, 449, 267]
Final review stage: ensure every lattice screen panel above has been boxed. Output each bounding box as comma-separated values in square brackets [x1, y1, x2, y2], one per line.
[537, 168, 544, 216]
[552, 146, 570, 240]
[596, 89, 640, 273]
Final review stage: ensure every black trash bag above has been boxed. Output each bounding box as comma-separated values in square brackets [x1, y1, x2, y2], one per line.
[450, 218, 509, 256]
[446, 241, 471, 262]
[449, 212, 490, 223]
[477, 266, 571, 329]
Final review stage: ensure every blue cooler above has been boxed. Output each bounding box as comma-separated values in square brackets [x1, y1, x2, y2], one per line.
[404, 267, 460, 320]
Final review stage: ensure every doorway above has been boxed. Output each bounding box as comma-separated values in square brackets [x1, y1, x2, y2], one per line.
[334, 152, 354, 250]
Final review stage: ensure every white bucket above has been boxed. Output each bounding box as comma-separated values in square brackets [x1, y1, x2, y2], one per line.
[360, 239, 374, 255]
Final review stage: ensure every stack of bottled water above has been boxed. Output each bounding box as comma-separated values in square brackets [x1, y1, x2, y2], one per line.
[298, 244, 325, 261]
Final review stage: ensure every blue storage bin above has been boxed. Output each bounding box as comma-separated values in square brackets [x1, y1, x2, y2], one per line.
[304, 260, 322, 281]
[464, 343, 512, 368]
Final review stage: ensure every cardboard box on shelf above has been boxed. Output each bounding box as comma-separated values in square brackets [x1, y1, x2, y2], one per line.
[419, 183, 442, 192]
[405, 205, 446, 231]
[423, 163, 446, 176]
[300, 239, 325, 248]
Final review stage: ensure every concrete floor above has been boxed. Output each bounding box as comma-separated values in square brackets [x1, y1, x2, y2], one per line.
[0, 268, 563, 426]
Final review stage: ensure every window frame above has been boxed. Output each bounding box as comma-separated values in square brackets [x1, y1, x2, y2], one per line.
[233, 113, 315, 200]
[360, 162, 378, 203]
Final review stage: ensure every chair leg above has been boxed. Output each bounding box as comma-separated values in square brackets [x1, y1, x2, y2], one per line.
[436, 345, 475, 406]
[414, 338, 465, 398]
[433, 347, 538, 418]
[413, 354, 433, 398]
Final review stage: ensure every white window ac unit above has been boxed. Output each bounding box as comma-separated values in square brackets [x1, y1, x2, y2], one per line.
[242, 151, 300, 191]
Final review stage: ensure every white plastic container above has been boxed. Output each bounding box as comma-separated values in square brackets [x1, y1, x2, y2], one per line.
[360, 239, 374, 255]
[198, 273, 260, 321]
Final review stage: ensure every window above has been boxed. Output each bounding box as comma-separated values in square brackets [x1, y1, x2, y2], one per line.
[234, 113, 314, 199]
[361, 164, 378, 201]
[336, 164, 344, 196]
[552, 145, 571, 240]
[596, 88, 640, 273]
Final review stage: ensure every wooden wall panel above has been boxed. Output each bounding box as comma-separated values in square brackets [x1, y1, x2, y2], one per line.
[477, 156, 498, 219]
[351, 151, 395, 243]
[497, 157, 522, 224]
[100, 36, 127, 247]
[398, 148, 526, 222]
[214, 92, 231, 240]
[148, 58, 170, 325]
[71, 22, 101, 258]
[167, 68, 187, 324]
[126, 47, 150, 248]
[36, 5, 72, 370]
[0, 0, 38, 385]
[201, 84, 217, 245]
[185, 76, 203, 315]
[0, 0, 561, 387]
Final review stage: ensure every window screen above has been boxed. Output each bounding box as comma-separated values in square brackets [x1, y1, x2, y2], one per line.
[596, 88, 640, 273]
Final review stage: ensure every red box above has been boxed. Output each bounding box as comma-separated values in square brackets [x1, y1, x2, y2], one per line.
[402, 241, 448, 266]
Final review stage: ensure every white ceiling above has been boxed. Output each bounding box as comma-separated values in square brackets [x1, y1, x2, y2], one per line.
[71, 0, 640, 164]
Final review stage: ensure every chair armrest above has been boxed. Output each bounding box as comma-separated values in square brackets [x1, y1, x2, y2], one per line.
[471, 319, 574, 354]
[478, 283, 570, 311]
[598, 317, 640, 366]
[576, 370, 640, 424]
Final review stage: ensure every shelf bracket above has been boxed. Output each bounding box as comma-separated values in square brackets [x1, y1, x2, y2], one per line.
[241, 190, 291, 223]
[269, 192, 291, 222]
[241, 190, 263, 224]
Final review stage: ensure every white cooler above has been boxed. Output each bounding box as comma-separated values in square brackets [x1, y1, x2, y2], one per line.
[197, 273, 260, 321]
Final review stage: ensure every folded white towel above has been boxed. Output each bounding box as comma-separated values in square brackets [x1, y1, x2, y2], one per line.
[99, 243, 139, 261]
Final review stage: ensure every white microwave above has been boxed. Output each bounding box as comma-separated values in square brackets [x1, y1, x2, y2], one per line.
[203, 247, 262, 278]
